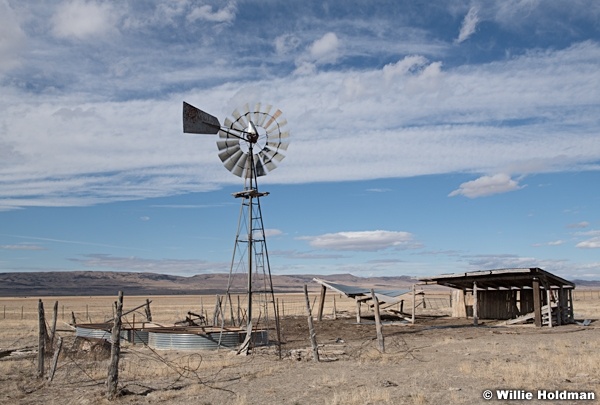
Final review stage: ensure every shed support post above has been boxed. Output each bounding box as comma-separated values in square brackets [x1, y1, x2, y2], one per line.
[472, 281, 478, 326]
[317, 284, 326, 321]
[568, 289, 574, 323]
[355, 299, 361, 324]
[546, 288, 553, 328]
[557, 287, 563, 326]
[532, 278, 542, 327]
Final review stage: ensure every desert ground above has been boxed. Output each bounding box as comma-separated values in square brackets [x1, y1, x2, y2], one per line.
[1, 291, 599, 404]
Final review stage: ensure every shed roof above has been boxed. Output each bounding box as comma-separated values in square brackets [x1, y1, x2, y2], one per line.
[418, 267, 574, 290]
[313, 278, 410, 305]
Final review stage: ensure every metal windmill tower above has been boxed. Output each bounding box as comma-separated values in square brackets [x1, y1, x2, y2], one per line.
[182, 101, 289, 353]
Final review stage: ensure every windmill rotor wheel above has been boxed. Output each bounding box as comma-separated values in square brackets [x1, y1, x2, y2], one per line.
[217, 103, 290, 178]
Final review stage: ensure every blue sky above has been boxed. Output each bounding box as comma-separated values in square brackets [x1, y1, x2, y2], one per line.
[0, 0, 599, 281]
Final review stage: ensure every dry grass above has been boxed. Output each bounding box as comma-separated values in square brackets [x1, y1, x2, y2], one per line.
[0, 292, 598, 404]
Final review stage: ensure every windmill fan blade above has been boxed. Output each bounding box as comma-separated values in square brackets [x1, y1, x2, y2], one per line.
[224, 149, 245, 172]
[217, 139, 239, 151]
[266, 127, 289, 139]
[266, 118, 287, 133]
[258, 150, 280, 171]
[232, 153, 249, 177]
[255, 104, 272, 127]
[262, 146, 286, 163]
[219, 143, 241, 163]
[267, 141, 289, 152]
[183, 102, 221, 134]
[252, 103, 262, 125]
[232, 108, 248, 130]
[264, 109, 282, 130]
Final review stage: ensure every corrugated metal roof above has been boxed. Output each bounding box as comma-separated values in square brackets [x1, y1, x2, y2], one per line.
[313, 278, 410, 305]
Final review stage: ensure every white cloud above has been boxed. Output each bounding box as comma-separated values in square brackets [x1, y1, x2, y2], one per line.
[187, 3, 237, 23]
[383, 55, 429, 80]
[576, 237, 600, 249]
[51, 0, 118, 39]
[309, 32, 340, 64]
[449, 174, 524, 198]
[456, 6, 479, 43]
[300, 230, 417, 251]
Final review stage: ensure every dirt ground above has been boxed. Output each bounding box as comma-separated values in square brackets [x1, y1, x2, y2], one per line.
[2, 310, 600, 405]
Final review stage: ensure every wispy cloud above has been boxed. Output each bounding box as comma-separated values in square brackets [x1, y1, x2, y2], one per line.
[0, 243, 46, 251]
[69, 253, 225, 274]
[456, 6, 479, 43]
[0, 2, 599, 210]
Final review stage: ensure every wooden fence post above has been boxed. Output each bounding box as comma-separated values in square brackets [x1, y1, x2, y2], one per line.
[332, 295, 337, 320]
[107, 291, 123, 400]
[37, 299, 46, 378]
[371, 289, 385, 353]
[303, 285, 319, 362]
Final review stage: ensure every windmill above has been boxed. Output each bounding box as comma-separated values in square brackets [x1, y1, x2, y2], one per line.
[182, 101, 289, 353]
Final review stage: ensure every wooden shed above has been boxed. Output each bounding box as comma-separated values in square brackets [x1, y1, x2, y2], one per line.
[418, 268, 575, 327]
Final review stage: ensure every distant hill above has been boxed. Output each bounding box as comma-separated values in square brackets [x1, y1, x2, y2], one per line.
[0, 271, 417, 297]
[0, 271, 596, 297]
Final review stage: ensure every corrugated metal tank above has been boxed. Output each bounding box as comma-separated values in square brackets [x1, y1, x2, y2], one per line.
[75, 324, 128, 342]
[148, 330, 268, 350]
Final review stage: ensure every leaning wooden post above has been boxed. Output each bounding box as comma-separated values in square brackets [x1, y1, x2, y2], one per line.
[50, 300, 59, 348]
[144, 298, 152, 322]
[303, 285, 319, 362]
[317, 285, 327, 321]
[48, 336, 63, 383]
[371, 289, 385, 353]
[37, 299, 46, 378]
[472, 281, 478, 326]
[107, 291, 123, 400]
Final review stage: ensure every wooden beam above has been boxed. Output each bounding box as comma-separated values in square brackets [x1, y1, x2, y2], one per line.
[472, 281, 478, 326]
[317, 284, 327, 321]
[532, 278, 542, 327]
